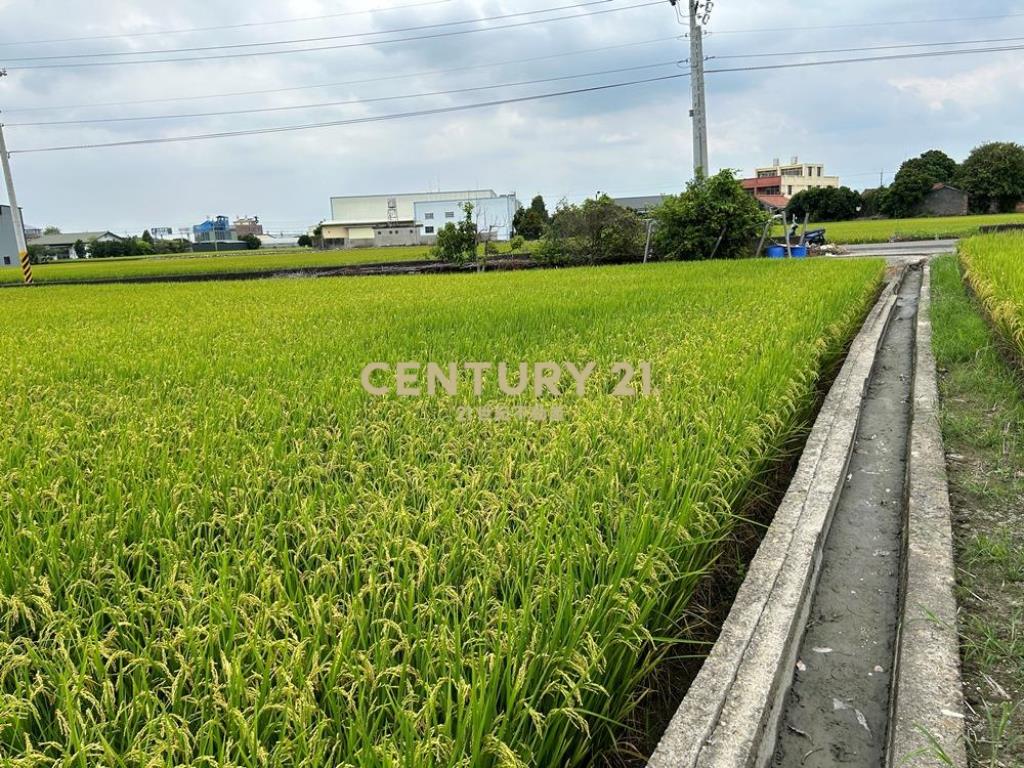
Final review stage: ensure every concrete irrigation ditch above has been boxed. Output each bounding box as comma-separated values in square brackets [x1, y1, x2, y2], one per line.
[647, 261, 967, 768]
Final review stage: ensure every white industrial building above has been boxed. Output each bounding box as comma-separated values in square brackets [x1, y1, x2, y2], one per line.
[321, 189, 518, 249]
[0, 205, 24, 268]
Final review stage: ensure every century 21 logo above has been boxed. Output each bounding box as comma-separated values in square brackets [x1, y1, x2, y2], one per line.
[361, 362, 654, 398]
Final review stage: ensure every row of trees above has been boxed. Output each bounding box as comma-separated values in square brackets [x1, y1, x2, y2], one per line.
[785, 141, 1024, 222]
[430, 171, 767, 266]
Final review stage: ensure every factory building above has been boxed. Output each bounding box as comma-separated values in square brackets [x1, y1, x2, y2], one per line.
[193, 216, 235, 243]
[414, 194, 518, 242]
[321, 189, 518, 249]
[0, 205, 25, 267]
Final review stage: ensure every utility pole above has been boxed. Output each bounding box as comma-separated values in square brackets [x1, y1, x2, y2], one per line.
[684, 0, 710, 179]
[0, 70, 33, 285]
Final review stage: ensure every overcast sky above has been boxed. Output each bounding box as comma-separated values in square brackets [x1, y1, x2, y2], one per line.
[0, 0, 1021, 234]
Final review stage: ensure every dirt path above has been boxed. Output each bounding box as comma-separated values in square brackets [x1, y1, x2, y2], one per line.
[773, 266, 923, 766]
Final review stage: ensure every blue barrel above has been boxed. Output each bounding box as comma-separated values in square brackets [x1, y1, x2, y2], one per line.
[766, 245, 786, 259]
[790, 245, 808, 258]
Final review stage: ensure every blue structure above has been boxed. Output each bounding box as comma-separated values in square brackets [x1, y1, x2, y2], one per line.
[193, 215, 234, 243]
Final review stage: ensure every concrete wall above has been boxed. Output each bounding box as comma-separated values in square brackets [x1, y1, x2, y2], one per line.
[373, 224, 421, 247]
[916, 187, 969, 217]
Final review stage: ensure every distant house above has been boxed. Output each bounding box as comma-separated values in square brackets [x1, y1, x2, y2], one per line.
[234, 217, 264, 238]
[29, 231, 124, 260]
[916, 184, 969, 217]
[752, 195, 790, 213]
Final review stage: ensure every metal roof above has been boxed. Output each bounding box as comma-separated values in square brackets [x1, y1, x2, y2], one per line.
[28, 231, 124, 246]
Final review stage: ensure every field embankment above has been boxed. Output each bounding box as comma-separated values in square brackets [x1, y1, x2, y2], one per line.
[0, 259, 883, 766]
[0, 245, 445, 284]
[931, 254, 1024, 765]
[778, 213, 1024, 245]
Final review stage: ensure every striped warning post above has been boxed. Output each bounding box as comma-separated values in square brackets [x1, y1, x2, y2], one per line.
[19, 250, 33, 285]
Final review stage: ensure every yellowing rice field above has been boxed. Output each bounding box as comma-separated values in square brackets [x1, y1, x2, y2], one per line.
[0, 259, 883, 766]
[960, 233, 1024, 363]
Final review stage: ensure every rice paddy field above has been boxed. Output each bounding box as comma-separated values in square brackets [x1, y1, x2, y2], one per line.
[960, 232, 1024, 363]
[778, 213, 1024, 244]
[0, 245, 442, 285]
[0, 259, 883, 766]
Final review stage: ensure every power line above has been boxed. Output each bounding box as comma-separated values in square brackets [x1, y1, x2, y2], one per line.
[0, 0, 641, 64]
[0, 0, 455, 47]
[9, 74, 686, 154]
[703, 42, 1024, 75]
[9, 33, 1020, 126]
[708, 34, 1024, 60]
[2, 35, 683, 113]
[10, 43, 1024, 155]
[709, 11, 1024, 35]
[5, 61, 683, 127]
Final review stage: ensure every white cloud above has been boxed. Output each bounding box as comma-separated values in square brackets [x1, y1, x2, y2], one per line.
[0, 0, 1021, 230]
[889, 57, 1024, 112]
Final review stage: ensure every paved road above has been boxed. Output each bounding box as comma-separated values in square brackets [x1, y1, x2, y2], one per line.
[834, 239, 957, 264]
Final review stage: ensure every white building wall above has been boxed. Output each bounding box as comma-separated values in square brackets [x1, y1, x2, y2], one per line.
[0, 205, 23, 268]
[414, 195, 518, 241]
[330, 190, 497, 224]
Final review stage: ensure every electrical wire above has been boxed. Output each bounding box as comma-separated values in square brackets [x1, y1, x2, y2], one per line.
[702, 42, 1024, 75]
[2, 35, 683, 113]
[0, 0, 455, 47]
[1, 0, 629, 63]
[8, 33, 1019, 124]
[709, 11, 1024, 35]
[708, 34, 1024, 60]
[6, 73, 688, 154]
[10, 41, 1024, 155]
[4, 61, 684, 127]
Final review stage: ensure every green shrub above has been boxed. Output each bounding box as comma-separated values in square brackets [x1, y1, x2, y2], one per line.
[652, 170, 768, 260]
[535, 194, 644, 265]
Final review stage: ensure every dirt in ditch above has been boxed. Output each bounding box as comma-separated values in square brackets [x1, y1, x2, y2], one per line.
[772, 265, 922, 767]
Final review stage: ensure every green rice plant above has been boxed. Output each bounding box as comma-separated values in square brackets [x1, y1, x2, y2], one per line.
[0, 259, 883, 766]
[960, 232, 1024, 363]
[0, 245, 436, 285]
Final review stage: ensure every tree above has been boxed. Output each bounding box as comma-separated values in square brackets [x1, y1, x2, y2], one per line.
[651, 170, 768, 261]
[786, 186, 863, 222]
[528, 195, 548, 220]
[43, 226, 61, 235]
[297, 234, 314, 248]
[881, 149, 959, 217]
[509, 235, 525, 254]
[27, 244, 46, 264]
[513, 194, 550, 241]
[432, 203, 478, 264]
[957, 141, 1024, 213]
[535, 194, 645, 265]
[239, 233, 262, 250]
[859, 187, 888, 218]
[73, 239, 87, 259]
[915, 149, 959, 183]
[141, 229, 154, 244]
